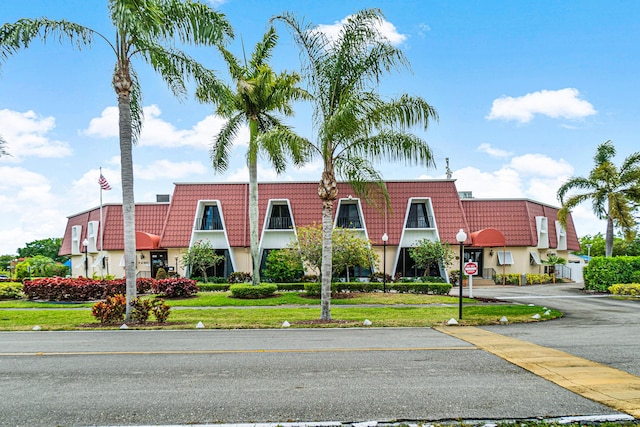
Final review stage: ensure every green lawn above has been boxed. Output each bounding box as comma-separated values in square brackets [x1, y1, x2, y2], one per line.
[0, 291, 562, 331]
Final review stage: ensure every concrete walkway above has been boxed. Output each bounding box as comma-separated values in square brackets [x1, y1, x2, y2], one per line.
[436, 325, 640, 419]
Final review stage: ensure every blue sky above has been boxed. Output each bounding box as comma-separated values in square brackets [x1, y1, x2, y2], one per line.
[1, 0, 639, 255]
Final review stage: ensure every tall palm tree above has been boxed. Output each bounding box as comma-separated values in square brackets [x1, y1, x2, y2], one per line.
[1, 1, 232, 320]
[197, 26, 309, 286]
[558, 140, 640, 257]
[274, 9, 438, 320]
[0, 135, 8, 157]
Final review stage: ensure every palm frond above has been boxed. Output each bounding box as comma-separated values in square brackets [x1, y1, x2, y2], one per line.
[211, 114, 244, 173]
[0, 18, 96, 68]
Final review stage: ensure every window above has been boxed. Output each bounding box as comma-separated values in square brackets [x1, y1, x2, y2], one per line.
[406, 202, 430, 228]
[536, 216, 549, 248]
[268, 204, 293, 229]
[202, 249, 233, 278]
[555, 221, 567, 250]
[199, 205, 223, 230]
[336, 203, 362, 228]
[497, 251, 514, 265]
[71, 225, 82, 255]
[530, 251, 542, 265]
[394, 247, 441, 278]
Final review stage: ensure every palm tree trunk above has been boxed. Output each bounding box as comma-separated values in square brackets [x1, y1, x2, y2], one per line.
[605, 215, 614, 257]
[114, 67, 137, 322]
[318, 169, 338, 320]
[321, 199, 333, 320]
[248, 120, 261, 286]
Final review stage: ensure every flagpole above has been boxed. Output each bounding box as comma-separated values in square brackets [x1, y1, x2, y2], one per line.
[99, 167, 104, 274]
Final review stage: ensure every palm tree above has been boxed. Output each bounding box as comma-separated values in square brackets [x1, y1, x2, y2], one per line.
[558, 140, 640, 257]
[274, 9, 438, 320]
[1, 1, 232, 320]
[0, 135, 8, 157]
[197, 26, 309, 286]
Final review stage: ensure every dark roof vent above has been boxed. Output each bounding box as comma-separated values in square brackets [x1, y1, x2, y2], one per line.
[156, 194, 170, 203]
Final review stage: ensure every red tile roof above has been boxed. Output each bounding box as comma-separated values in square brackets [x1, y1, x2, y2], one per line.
[59, 181, 580, 254]
[461, 199, 580, 250]
[59, 204, 169, 255]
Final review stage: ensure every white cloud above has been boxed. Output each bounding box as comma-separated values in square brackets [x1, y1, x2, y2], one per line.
[81, 105, 250, 150]
[477, 143, 512, 157]
[135, 160, 208, 180]
[417, 23, 431, 38]
[0, 109, 72, 160]
[315, 15, 407, 46]
[486, 88, 597, 123]
[508, 153, 574, 178]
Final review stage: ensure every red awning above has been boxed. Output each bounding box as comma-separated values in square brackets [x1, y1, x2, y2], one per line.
[136, 231, 161, 250]
[470, 228, 505, 247]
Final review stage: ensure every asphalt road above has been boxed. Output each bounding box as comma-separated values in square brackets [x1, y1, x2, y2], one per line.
[0, 282, 638, 426]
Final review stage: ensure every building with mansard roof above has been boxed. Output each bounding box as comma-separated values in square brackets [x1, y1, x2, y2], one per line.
[59, 180, 580, 283]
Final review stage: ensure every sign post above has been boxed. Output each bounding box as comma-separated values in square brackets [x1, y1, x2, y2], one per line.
[463, 261, 478, 298]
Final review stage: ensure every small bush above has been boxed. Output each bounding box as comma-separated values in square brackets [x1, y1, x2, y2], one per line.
[264, 249, 304, 283]
[229, 284, 278, 299]
[197, 283, 230, 292]
[152, 278, 198, 298]
[368, 272, 393, 283]
[155, 267, 168, 280]
[91, 294, 127, 324]
[0, 282, 23, 299]
[228, 272, 252, 284]
[495, 274, 521, 285]
[584, 256, 640, 292]
[608, 283, 640, 296]
[130, 298, 153, 323]
[151, 297, 171, 323]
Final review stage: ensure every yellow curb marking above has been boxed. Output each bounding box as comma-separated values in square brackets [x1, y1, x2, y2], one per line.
[435, 326, 640, 419]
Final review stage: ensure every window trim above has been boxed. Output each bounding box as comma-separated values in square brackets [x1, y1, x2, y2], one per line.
[497, 250, 514, 265]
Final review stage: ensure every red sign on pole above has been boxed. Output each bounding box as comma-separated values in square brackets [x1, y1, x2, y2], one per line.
[463, 262, 478, 275]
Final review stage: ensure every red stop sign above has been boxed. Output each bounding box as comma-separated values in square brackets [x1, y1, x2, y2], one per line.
[463, 262, 478, 275]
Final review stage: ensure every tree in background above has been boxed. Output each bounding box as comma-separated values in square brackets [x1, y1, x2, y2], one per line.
[409, 238, 455, 278]
[200, 26, 309, 286]
[0, 255, 15, 271]
[332, 228, 378, 282]
[181, 240, 224, 283]
[1, 1, 232, 320]
[17, 237, 66, 263]
[578, 233, 640, 257]
[274, 8, 438, 319]
[263, 248, 304, 283]
[290, 224, 378, 281]
[558, 140, 640, 257]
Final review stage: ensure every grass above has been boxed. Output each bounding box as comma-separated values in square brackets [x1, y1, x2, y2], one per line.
[0, 291, 562, 331]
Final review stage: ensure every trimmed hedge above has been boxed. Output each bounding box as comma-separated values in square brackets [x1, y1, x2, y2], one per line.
[24, 277, 170, 301]
[151, 278, 198, 298]
[608, 283, 640, 296]
[229, 284, 278, 299]
[303, 282, 452, 296]
[584, 256, 640, 292]
[0, 282, 23, 299]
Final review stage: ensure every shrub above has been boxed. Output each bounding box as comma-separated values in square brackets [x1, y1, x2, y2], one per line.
[152, 278, 198, 298]
[264, 249, 304, 283]
[584, 256, 640, 292]
[151, 297, 171, 323]
[495, 274, 521, 285]
[155, 267, 168, 280]
[91, 295, 172, 324]
[368, 272, 393, 283]
[303, 282, 339, 297]
[197, 283, 230, 292]
[0, 282, 23, 299]
[229, 284, 278, 299]
[608, 283, 640, 296]
[92, 294, 127, 324]
[228, 272, 252, 284]
[130, 297, 153, 323]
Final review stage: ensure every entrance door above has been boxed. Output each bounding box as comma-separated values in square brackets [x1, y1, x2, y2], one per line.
[462, 248, 483, 276]
[151, 251, 168, 278]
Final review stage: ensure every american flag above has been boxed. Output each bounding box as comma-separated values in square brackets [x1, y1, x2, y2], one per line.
[99, 173, 111, 191]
